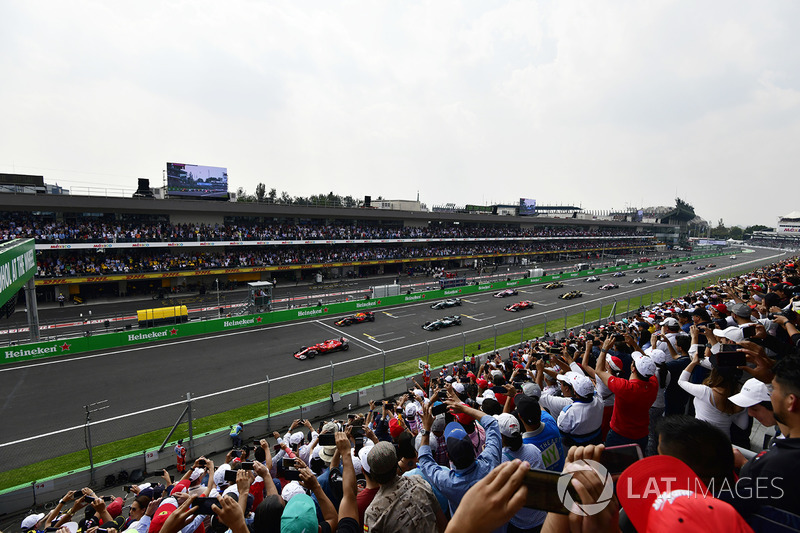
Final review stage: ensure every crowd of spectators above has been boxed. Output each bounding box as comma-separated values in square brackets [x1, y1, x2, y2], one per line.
[22, 256, 800, 531]
[0, 215, 649, 244]
[35, 239, 654, 278]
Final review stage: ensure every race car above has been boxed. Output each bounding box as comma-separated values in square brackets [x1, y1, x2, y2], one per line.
[687, 261, 697, 264]
[695, 266, 705, 270]
[422, 315, 462, 331]
[654, 265, 666, 270]
[611, 272, 626, 278]
[706, 263, 717, 268]
[657, 273, 671, 278]
[599, 283, 619, 290]
[504, 300, 534, 312]
[673, 263, 683, 267]
[293, 337, 349, 360]
[585, 276, 600, 283]
[544, 281, 564, 289]
[635, 269, 649, 274]
[430, 298, 462, 310]
[494, 288, 519, 298]
[559, 290, 583, 300]
[676, 269, 689, 274]
[630, 278, 646, 284]
[334, 312, 375, 326]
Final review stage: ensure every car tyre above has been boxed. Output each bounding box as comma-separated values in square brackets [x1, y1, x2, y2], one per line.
[342, 343, 349, 351]
[307, 350, 317, 359]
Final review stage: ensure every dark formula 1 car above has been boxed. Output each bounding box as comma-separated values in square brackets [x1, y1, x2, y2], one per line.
[559, 290, 583, 300]
[706, 264, 717, 268]
[294, 337, 349, 360]
[654, 265, 666, 270]
[334, 311, 375, 326]
[611, 272, 626, 278]
[657, 273, 671, 278]
[494, 288, 519, 298]
[422, 315, 462, 331]
[695, 266, 705, 270]
[505, 300, 535, 312]
[675, 269, 688, 274]
[585, 276, 600, 283]
[635, 269, 649, 274]
[430, 298, 462, 310]
[630, 278, 647, 284]
[544, 281, 564, 289]
[599, 283, 619, 290]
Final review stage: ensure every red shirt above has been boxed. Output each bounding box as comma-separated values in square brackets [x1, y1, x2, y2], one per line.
[357, 486, 379, 525]
[606, 375, 658, 439]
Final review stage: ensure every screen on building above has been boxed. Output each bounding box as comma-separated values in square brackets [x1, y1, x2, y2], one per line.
[166, 162, 228, 198]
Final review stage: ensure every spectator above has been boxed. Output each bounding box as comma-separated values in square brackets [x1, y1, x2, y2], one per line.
[515, 394, 565, 472]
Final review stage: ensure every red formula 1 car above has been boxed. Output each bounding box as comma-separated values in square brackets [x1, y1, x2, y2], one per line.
[293, 337, 350, 360]
[504, 300, 534, 312]
[334, 312, 375, 326]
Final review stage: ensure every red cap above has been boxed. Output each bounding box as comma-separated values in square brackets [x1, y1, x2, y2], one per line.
[617, 456, 752, 533]
[467, 372, 475, 379]
[712, 303, 728, 315]
[170, 479, 191, 495]
[106, 497, 124, 518]
[476, 378, 489, 389]
[148, 499, 178, 533]
[389, 418, 404, 439]
[452, 410, 474, 425]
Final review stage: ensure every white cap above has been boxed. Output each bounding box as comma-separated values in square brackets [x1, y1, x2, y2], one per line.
[404, 403, 418, 417]
[452, 382, 465, 394]
[412, 388, 425, 398]
[571, 374, 595, 398]
[414, 432, 438, 452]
[631, 352, 656, 378]
[61, 522, 78, 533]
[713, 326, 744, 344]
[189, 467, 205, 481]
[729, 378, 771, 408]
[481, 389, 496, 399]
[350, 452, 363, 476]
[645, 347, 669, 365]
[281, 481, 305, 502]
[556, 371, 579, 385]
[21, 513, 45, 530]
[495, 413, 521, 437]
[606, 353, 621, 372]
[660, 317, 679, 327]
[358, 446, 372, 474]
[289, 431, 304, 446]
[213, 463, 231, 487]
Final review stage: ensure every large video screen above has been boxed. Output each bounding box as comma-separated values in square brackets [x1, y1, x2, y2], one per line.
[519, 198, 537, 215]
[166, 162, 228, 198]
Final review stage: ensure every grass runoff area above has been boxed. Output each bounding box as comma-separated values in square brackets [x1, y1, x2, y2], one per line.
[0, 268, 753, 492]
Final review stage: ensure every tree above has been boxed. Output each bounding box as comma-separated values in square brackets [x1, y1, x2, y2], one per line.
[711, 219, 729, 239]
[744, 224, 772, 234]
[255, 183, 266, 201]
[280, 191, 292, 204]
[729, 226, 743, 240]
[268, 188, 277, 203]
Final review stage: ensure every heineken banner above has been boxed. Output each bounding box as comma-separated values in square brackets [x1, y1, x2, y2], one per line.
[0, 239, 35, 306]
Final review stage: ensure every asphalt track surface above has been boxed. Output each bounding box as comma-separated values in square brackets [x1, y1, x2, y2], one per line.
[0, 248, 787, 457]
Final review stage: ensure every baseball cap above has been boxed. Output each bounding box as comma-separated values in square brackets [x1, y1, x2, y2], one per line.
[730, 303, 752, 318]
[521, 382, 541, 399]
[644, 347, 669, 365]
[322, 421, 338, 434]
[713, 326, 744, 344]
[280, 493, 318, 532]
[444, 421, 475, 468]
[452, 382, 465, 394]
[213, 463, 231, 487]
[556, 371, 579, 387]
[571, 374, 595, 398]
[147, 497, 178, 533]
[660, 317, 679, 327]
[405, 403, 418, 417]
[495, 413, 521, 437]
[514, 394, 541, 426]
[388, 418, 404, 439]
[367, 441, 398, 477]
[431, 415, 446, 433]
[357, 446, 372, 474]
[711, 303, 729, 315]
[289, 431, 304, 446]
[281, 481, 305, 502]
[106, 497, 124, 518]
[189, 467, 205, 481]
[631, 352, 656, 378]
[729, 378, 771, 408]
[606, 354, 623, 372]
[476, 378, 489, 389]
[21, 513, 45, 530]
[617, 455, 752, 533]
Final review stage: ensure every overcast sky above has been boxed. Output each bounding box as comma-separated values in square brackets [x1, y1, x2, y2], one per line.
[1, 1, 798, 229]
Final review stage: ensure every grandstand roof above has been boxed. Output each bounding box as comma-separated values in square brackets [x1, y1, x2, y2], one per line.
[780, 211, 800, 221]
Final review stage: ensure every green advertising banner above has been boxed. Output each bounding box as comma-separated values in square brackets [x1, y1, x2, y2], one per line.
[0, 239, 35, 306]
[1, 251, 732, 365]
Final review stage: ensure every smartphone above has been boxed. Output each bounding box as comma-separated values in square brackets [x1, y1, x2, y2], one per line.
[102, 496, 114, 502]
[601, 444, 643, 475]
[431, 402, 447, 417]
[351, 427, 364, 438]
[197, 459, 206, 466]
[224, 469, 238, 483]
[193, 497, 218, 515]
[240, 462, 254, 471]
[719, 344, 740, 353]
[318, 433, 336, 446]
[548, 347, 561, 354]
[373, 401, 383, 407]
[348, 414, 356, 420]
[253, 440, 262, 447]
[741, 325, 756, 339]
[282, 458, 297, 469]
[385, 402, 395, 411]
[437, 390, 448, 401]
[522, 469, 575, 514]
[714, 351, 747, 368]
[283, 468, 302, 481]
[123, 485, 132, 492]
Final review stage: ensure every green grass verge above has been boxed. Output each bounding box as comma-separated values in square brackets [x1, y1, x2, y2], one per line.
[0, 267, 752, 492]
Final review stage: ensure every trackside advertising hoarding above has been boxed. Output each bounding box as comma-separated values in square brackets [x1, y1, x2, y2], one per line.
[0, 239, 35, 306]
[0, 252, 730, 365]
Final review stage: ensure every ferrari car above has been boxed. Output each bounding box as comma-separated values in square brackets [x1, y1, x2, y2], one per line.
[430, 298, 462, 310]
[505, 300, 535, 312]
[674, 263, 683, 267]
[635, 269, 649, 274]
[657, 273, 671, 278]
[559, 290, 583, 300]
[706, 263, 717, 268]
[599, 283, 619, 290]
[544, 281, 564, 289]
[611, 272, 626, 278]
[695, 266, 705, 270]
[676, 269, 689, 274]
[334, 312, 375, 326]
[422, 315, 462, 331]
[585, 276, 600, 283]
[294, 337, 349, 360]
[630, 278, 646, 284]
[654, 265, 666, 270]
[494, 288, 519, 298]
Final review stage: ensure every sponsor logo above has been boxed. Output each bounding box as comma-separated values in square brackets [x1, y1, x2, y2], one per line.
[356, 301, 377, 308]
[224, 318, 256, 327]
[478, 284, 492, 290]
[4, 345, 58, 359]
[131, 243, 149, 247]
[404, 294, 424, 301]
[297, 308, 324, 317]
[444, 289, 461, 295]
[507, 281, 518, 286]
[128, 330, 170, 342]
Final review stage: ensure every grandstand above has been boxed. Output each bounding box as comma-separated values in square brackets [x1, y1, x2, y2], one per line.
[748, 211, 800, 250]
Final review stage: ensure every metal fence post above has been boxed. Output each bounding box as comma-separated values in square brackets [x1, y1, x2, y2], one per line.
[493, 325, 497, 351]
[382, 350, 386, 386]
[582, 304, 587, 328]
[266, 375, 271, 431]
[426, 340, 430, 367]
[563, 309, 567, 335]
[462, 332, 466, 365]
[186, 393, 194, 454]
[519, 318, 524, 346]
[543, 312, 547, 336]
[613, 299, 617, 322]
[330, 360, 335, 398]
